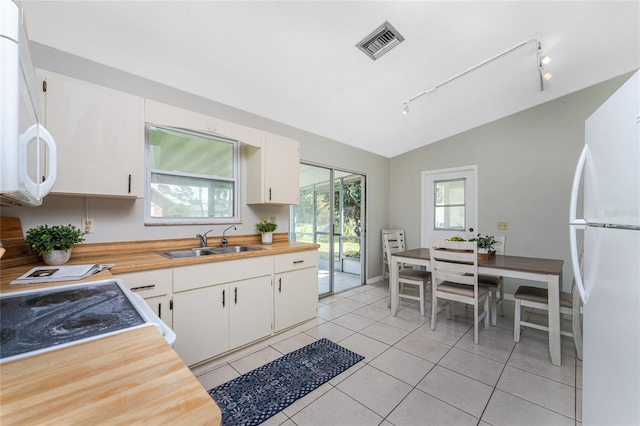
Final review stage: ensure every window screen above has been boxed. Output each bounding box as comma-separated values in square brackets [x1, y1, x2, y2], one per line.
[434, 178, 466, 230]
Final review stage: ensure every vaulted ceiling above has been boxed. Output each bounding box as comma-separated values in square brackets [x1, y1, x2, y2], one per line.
[22, 1, 640, 158]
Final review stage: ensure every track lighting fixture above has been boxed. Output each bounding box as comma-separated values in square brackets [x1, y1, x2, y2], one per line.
[537, 41, 553, 90]
[402, 34, 552, 114]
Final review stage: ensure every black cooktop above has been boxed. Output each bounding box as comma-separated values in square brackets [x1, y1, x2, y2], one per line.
[0, 281, 145, 361]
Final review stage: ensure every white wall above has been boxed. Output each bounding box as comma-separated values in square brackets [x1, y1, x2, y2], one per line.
[389, 72, 634, 294]
[1, 43, 390, 281]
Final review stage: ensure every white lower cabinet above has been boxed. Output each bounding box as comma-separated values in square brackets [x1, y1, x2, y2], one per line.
[274, 251, 319, 332]
[117, 250, 319, 366]
[115, 269, 172, 328]
[172, 257, 273, 366]
[228, 276, 273, 348]
[172, 284, 229, 366]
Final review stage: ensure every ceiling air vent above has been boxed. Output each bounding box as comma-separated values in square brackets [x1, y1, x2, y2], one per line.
[356, 21, 405, 61]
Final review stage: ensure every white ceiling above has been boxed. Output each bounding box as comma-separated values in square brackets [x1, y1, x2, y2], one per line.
[22, 1, 640, 158]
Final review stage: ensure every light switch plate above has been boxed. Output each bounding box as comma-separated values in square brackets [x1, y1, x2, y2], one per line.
[497, 221, 508, 230]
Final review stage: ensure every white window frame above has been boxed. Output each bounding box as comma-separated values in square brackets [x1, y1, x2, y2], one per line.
[144, 124, 240, 225]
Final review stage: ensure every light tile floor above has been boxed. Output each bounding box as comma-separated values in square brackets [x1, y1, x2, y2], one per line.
[197, 280, 582, 426]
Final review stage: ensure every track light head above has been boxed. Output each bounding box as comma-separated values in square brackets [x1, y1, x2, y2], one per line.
[542, 71, 553, 81]
[540, 55, 551, 65]
[402, 102, 410, 115]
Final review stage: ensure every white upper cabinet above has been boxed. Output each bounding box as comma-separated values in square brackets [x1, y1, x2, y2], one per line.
[246, 132, 300, 205]
[38, 70, 144, 198]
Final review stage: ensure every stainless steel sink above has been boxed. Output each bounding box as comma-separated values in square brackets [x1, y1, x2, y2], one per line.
[157, 246, 265, 259]
[157, 248, 219, 259]
[210, 246, 265, 254]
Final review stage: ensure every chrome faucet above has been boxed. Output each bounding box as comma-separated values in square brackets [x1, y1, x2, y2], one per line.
[221, 225, 236, 247]
[196, 229, 213, 248]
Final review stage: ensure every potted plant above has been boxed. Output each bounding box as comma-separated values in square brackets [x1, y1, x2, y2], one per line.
[469, 234, 497, 254]
[256, 219, 277, 245]
[25, 224, 85, 265]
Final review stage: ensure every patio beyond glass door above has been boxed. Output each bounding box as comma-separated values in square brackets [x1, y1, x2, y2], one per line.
[291, 164, 365, 297]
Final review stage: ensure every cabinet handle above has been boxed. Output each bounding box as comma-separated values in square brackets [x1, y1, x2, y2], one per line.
[158, 303, 161, 318]
[170, 299, 173, 310]
[279, 278, 282, 293]
[128, 174, 132, 194]
[130, 284, 155, 291]
[269, 188, 272, 201]
[222, 289, 225, 307]
[293, 260, 305, 264]
[234, 287, 238, 304]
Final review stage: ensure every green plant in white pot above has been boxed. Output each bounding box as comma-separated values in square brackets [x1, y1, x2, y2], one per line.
[469, 234, 497, 253]
[25, 224, 85, 265]
[256, 219, 277, 245]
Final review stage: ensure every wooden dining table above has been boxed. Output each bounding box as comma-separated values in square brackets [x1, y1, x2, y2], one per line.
[390, 248, 565, 366]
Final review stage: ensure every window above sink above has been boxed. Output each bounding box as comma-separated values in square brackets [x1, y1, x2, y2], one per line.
[145, 125, 239, 225]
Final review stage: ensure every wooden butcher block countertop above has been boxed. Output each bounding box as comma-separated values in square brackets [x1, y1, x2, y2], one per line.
[0, 326, 222, 425]
[1, 232, 320, 287]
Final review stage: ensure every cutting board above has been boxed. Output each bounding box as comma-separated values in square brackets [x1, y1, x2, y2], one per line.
[0, 217, 38, 268]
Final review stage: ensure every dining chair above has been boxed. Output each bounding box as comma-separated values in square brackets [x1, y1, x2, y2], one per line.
[384, 232, 431, 315]
[429, 239, 490, 344]
[381, 229, 405, 279]
[478, 235, 506, 326]
[513, 250, 583, 360]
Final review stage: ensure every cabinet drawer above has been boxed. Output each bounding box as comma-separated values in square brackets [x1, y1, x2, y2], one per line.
[274, 250, 318, 273]
[115, 269, 171, 298]
[173, 256, 273, 293]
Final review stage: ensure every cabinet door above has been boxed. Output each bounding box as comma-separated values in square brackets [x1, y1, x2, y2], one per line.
[229, 276, 273, 348]
[41, 70, 144, 197]
[274, 268, 318, 332]
[142, 294, 172, 329]
[115, 269, 173, 328]
[173, 285, 229, 366]
[246, 133, 300, 205]
[263, 133, 299, 204]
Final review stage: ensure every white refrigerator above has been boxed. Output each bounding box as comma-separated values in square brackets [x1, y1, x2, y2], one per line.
[569, 69, 640, 426]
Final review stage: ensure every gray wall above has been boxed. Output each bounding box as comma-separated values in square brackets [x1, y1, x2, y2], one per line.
[2, 43, 390, 282]
[389, 72, 633, 294]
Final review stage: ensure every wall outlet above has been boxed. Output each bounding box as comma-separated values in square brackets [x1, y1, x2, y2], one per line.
[82, 218, 95, 234]
[497, 221, 508, 230]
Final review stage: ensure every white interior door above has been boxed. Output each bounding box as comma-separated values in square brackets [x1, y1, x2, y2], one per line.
[421, 165, 477, 246]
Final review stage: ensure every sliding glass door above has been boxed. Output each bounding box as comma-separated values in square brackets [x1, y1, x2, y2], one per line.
[291, 163, 365, 297]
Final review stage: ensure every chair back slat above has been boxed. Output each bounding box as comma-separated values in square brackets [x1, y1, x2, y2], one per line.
[383, 232, 405, 263]
[429, 240, 478, 287]
[382, 229, 405, 257]
[437, 270, 476, 285]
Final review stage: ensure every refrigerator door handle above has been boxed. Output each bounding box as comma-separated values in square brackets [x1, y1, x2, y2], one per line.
[569, 223, 587, 303]
[569, 144, 588, 226]
[569, 144, 589, 304]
